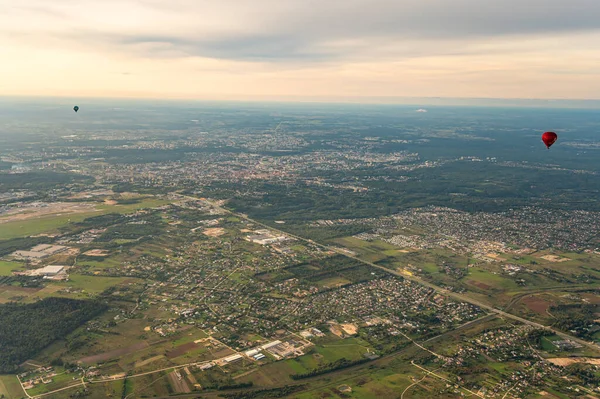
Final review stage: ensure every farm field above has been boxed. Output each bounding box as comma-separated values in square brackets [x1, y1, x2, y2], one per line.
[0, 261, 24, 276]
[0, 375, 25, 399]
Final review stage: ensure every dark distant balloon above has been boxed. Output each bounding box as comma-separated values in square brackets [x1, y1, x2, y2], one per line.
[542, 131, 557, 149]
[73, 106, 79, 113]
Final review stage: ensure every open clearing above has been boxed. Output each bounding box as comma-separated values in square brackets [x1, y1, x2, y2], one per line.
[203, 227, 226, 237]
[0, 285, 41, 303]
[540, 255, 569, 262]
[166, 342, 200, 359]
[340, 323, 359, 335]
[134, 355, 164, 368]
[468, 280, 492, 290]
[79, 342, 149, 364]
[523, 296, 552, 315]
[83, 249, 110, 257]
[56, 274, 130, 295]
[318, 276, 352, 288]
[168, 371, 191, 393]
[0, 260, 23, 276]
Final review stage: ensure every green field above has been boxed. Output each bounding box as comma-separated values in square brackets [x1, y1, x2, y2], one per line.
[286, 337, 372, 376]
[25, 371, 83, 396]
[0, 374, 25, 398]
[0, 261, 23, 276]
[77, 258, 122, 271]
[541, 336, 558, 352]
[170, 329, 209, 346]
[290, 355, 428, 399]
[0, 198, 171, 241]
[315, 339, 371, 362]
[54, 274, 130, 295]
[96, 198, 171, 214]
[333, 237, 399, 263]
[466, 268, 519, 290]
[237, 362, 297, 387]
[316, 276, 352, 288]
[0, 285, 40, 303]
[0, 213, 94, 241]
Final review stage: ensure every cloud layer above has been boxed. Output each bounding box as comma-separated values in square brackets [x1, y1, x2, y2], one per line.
[2, 0, 600, 99]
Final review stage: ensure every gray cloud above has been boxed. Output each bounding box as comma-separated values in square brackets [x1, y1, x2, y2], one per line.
[116, 34, 337, 61]
[5, 0, 600, 62]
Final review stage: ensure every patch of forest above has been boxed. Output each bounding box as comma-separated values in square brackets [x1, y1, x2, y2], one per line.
[0, 297, 107, 373]
[0, 171, 94, 191]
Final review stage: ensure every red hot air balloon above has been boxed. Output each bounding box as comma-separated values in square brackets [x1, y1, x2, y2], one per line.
[542, 131, 558, 149]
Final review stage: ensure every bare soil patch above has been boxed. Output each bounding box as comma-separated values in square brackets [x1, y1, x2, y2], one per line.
[340, 323, 358, 335]
[134, 355, 164, 368]
[166, 342, 199, 359]
[523, 296, 552, 315]
[540, 255, 569, 263]
[203, 228, 226, 237]
[329, 324, 344, 338]
[169, 370, 192, 393]
[469, 280, 492, 290]
[547, 358, 600, 366]
[83, 249, 110, 257]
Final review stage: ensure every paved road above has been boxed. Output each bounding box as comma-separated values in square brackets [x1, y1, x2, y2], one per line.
[334, 250, 600, 352]
[188, 195, 600, 353]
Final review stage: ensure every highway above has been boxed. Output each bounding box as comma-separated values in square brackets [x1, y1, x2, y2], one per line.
[188, 195, 600, 353]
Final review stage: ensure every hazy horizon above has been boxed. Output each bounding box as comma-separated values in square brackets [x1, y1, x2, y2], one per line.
[3, 94, 600, 110]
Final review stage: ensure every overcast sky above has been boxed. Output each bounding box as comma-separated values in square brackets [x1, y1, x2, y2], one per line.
[2, 0, 600, 100]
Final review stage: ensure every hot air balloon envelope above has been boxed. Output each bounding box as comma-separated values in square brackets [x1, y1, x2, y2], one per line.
[73, 106, 79, 113]
[542, 131, 557, 149]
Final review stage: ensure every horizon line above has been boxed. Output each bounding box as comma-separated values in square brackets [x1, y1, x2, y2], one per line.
[2, 94, 600, 109]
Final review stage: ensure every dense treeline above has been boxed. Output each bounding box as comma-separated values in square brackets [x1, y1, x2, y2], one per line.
[550, 304, 599, 339]
[115, 198, 142, 205]
[0, 297, 107, 372]
[285, 255, 362, 276]
[280, 255, 388, 284]
[565, 364, 600, 386]
[74, 213, 127, 229]
[290, 357, 371, 379]
[270, 223, 369, 242]
[102, 146, 241, 164]
[221, 385, 306, 399]
[216, 382, 253, 390]
[222, 160, 600, 223]
[112, 183, 171, 195]
[96, 215, 165, 242]
[525, 329, 555, 349]
[0, 171, 94, 191]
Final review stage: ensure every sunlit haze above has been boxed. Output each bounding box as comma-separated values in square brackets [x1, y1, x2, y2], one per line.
[2, 0, 600, 101]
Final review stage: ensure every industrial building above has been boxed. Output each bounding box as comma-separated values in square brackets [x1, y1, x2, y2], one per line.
[15, 265, 69, 280]
[246, 230, 288, 245]
[223, 354, 243, 364]
[12, 244, 68, 260]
